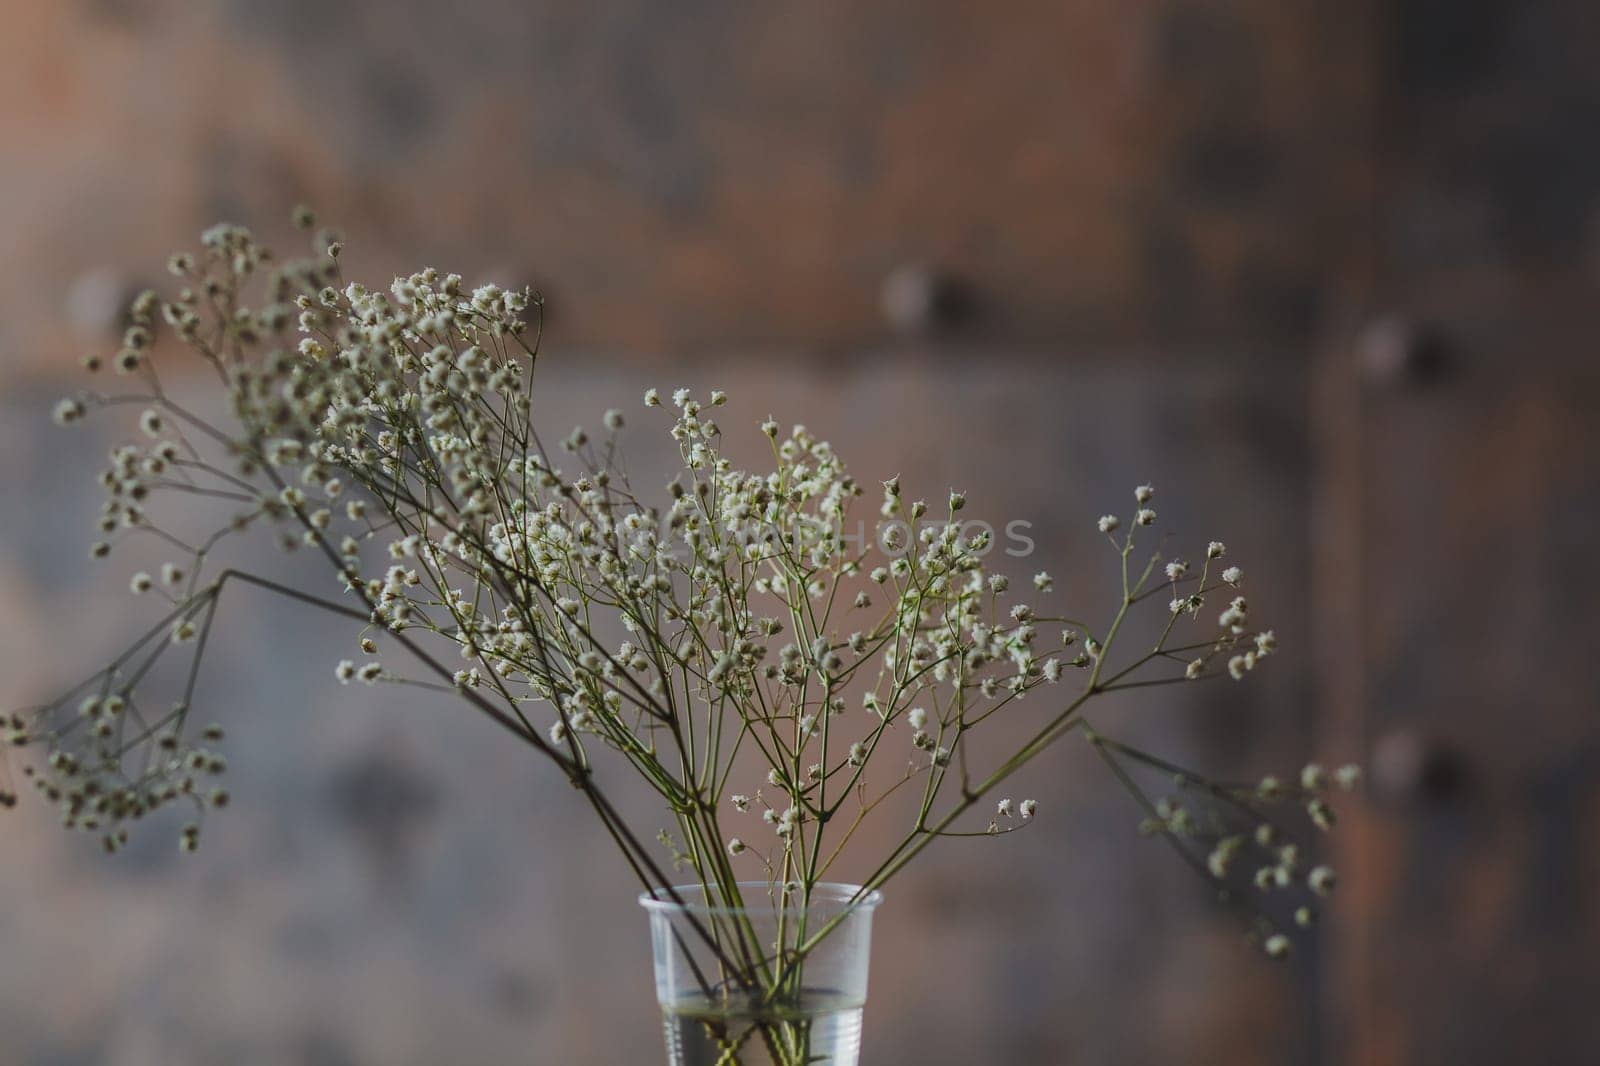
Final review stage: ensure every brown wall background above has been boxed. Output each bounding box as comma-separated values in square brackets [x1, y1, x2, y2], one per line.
[1, 2, 1597, 1064]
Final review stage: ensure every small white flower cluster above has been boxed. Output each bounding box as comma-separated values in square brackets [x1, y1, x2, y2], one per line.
[1135, 755, 1363, 957]
[3, 695, 230, 854]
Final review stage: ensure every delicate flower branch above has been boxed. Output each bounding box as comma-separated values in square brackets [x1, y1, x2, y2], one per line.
[3, 214, 1357, 992]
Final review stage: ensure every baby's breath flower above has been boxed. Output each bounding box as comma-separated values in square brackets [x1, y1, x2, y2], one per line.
[6, 222, 1343, 963]
[1263, 934, 1291, 959]
[1334, 764, 1363, 791]
[1308, 865, 1337, 896]
[1207, 541, 1226, 559]
[52, 398, 87, 426]
[1207, 836, 1242, 878]
[1222, 566, 1243, 586]
[1307, 798, 1336, 832]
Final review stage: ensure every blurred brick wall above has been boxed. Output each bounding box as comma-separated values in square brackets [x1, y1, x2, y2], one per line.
[1, 0, 1359, 374]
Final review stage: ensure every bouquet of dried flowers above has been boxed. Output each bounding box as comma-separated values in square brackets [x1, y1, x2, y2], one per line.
[4, 211, 1356, 1062]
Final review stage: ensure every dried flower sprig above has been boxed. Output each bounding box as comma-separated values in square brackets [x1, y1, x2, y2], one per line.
[3, 214, 1355, 987]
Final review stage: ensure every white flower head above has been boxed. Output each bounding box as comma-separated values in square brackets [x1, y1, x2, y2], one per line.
[52, 398, 87, 426]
